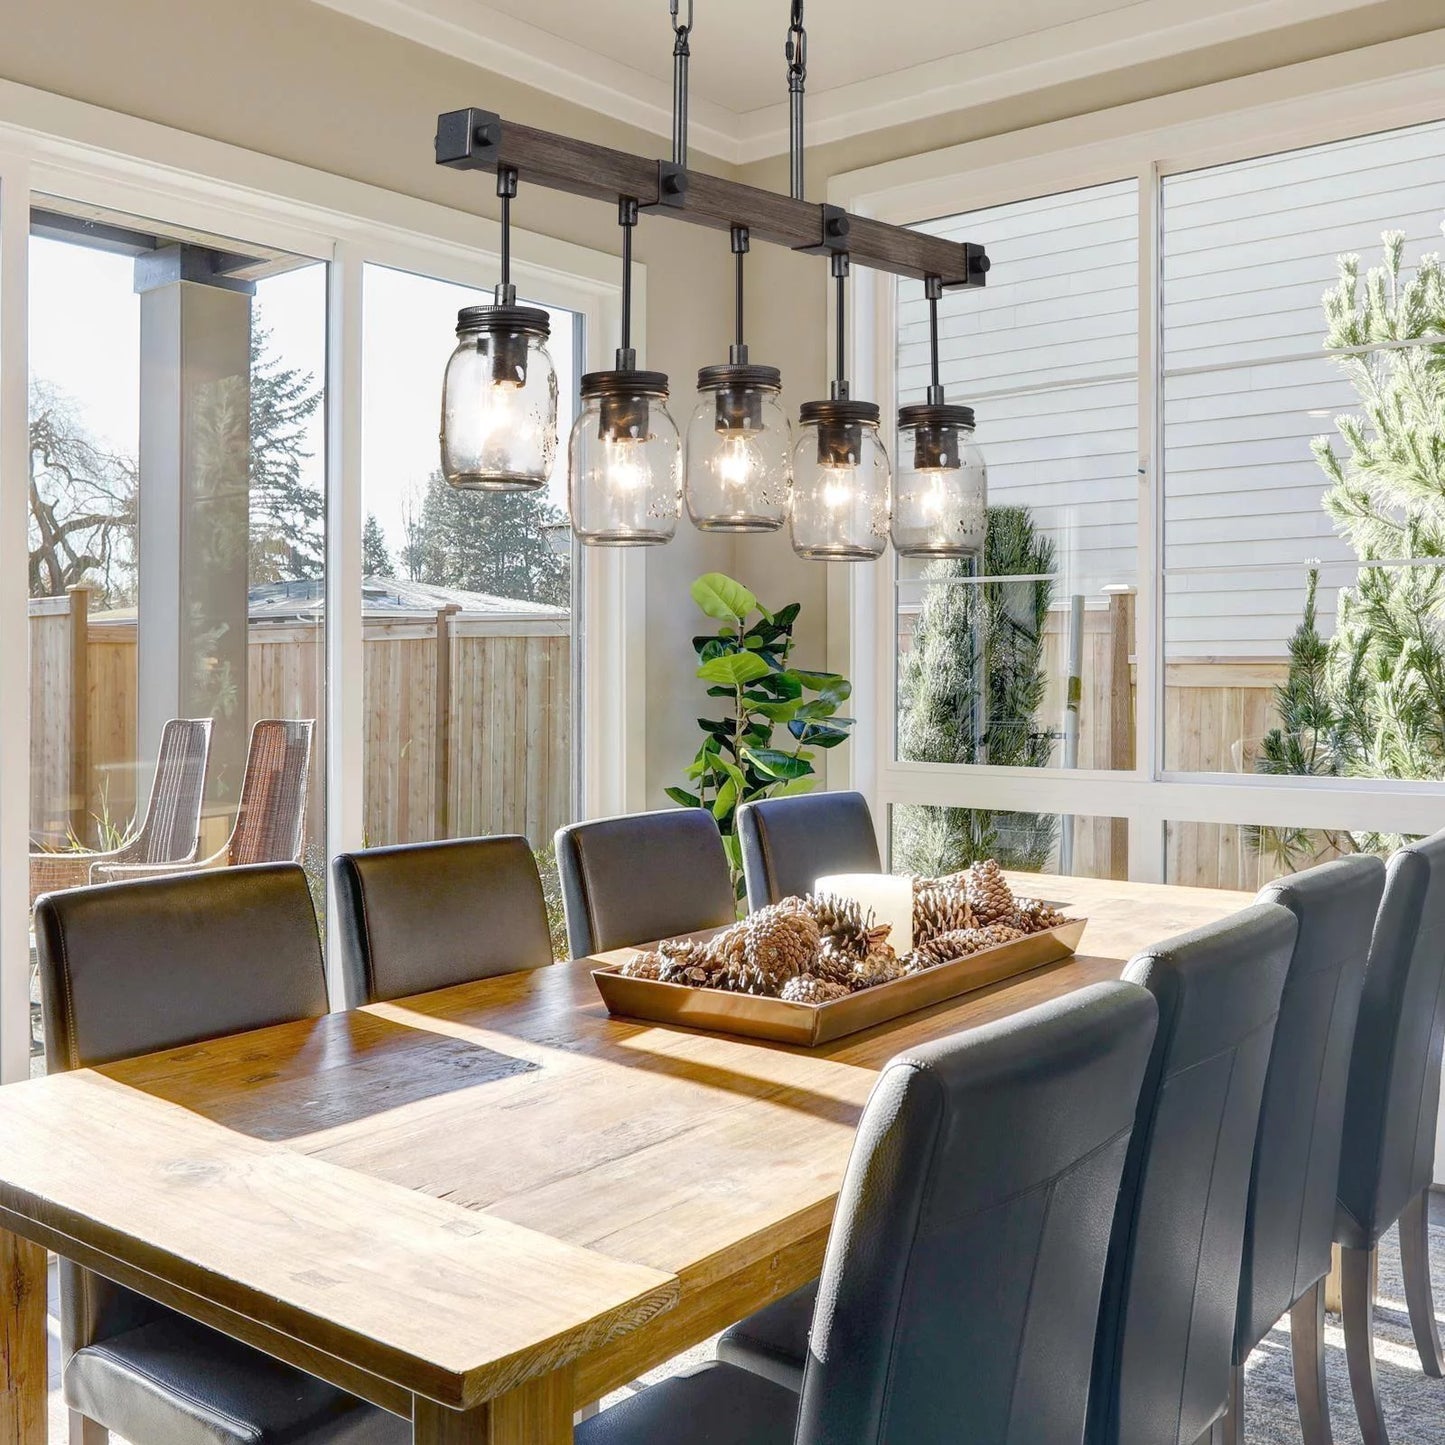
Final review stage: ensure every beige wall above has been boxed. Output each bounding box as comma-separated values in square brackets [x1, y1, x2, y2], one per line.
[3, 0, 1438, 809]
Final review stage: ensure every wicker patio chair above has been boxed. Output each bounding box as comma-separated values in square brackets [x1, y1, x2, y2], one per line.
[28, 718, 213, 908]
[93, 719, 314, 883]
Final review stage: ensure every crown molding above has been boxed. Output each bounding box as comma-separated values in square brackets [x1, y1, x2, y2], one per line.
[308, 0, 742, 163]
[311, 0, 1396, 167]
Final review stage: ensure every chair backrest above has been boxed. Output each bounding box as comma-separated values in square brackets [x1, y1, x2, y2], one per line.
[35, 861, 329, 1072]
[1090, 901, 1296, 1445]
[229, 719, 314, 867]
[794, 981, 1158, 1445]
[134, 717, 213, 865]
[555, 809, 736, 957]
[1234, 853, 1384, 1361]
[333, 836, 554, 1005]
[737, 790, 882, 909]
[1336, 830, 1445, 1249]
[34, 862, 329, 1363]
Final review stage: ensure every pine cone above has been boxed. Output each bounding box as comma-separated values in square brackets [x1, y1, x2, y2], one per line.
[912, 881, 975, 945]
[1012, 898, 1068, 934]
[811, 939, 859, 987]
[848, 943, 904, 991]
[706, 921, 775, 995]
[744, 904, 820, 983]
[656, 937, 716, 988]
[804, 893, 873, 963]
[965, 859, 1015, 924]
[780, 974, 850, 1005]
[977, 922, 1026, 948]
[619, 951, 663, 981]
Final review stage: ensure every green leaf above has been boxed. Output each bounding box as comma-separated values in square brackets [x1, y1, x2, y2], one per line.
[712, 776, 738, 822]
[742, 746, 813, 780]
[698, 652, 773, 687]
[771, 775, 816, 797]
[665, 786, 701, 808]
[691, 573, 757, 622]
[751, 699, 802, 723]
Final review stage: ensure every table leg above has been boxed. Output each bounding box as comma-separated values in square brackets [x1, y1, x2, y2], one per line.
[0, 1227, 47, 1445]
[413, 1372, 573, 1445]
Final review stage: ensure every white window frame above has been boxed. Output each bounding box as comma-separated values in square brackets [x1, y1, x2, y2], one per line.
[0, 79, 642, 1071]
[828, 27, 1445, 886]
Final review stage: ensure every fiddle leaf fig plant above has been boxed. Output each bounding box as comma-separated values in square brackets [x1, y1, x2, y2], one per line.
[667, 572, 855, 891]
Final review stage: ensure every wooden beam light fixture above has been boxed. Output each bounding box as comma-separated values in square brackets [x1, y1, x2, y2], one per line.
[434, 0, 991, 555]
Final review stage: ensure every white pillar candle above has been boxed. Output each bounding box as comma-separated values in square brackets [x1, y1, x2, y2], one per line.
[814, 873, 914, 956]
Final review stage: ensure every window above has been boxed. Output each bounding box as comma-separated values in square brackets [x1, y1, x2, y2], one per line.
[871, 104, 1445, 887]
[359, 264, 582, 872]
[26, 200, 327, 1069]
[894, 180, 1139, 803]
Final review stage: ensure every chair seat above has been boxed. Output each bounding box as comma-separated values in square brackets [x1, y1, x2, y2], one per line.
[575, 1362, 798, 1445]
[715, 1281, 816, 1393]
[65, 1314, 409, 1445]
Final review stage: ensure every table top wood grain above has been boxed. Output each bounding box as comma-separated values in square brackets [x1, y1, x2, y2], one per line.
[0, 873, 1251, 1441]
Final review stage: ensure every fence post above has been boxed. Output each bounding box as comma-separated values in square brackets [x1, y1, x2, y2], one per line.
[434, 605, 460, 839]
[66, 585, 91, 844]
[1107, 587, 1136, 880]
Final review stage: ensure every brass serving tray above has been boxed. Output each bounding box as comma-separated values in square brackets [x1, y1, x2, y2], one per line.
[591, 917, 1087, 1047]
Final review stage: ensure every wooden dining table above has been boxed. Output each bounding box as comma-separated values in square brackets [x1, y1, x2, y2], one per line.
[0, 874, 1251, 1445]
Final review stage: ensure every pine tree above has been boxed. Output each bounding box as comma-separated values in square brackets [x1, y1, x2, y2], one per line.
[407, 471, 570, 606]
[1261, 221, 1445, 859]
[248, 317, 324, 584]
[362, 513, 395, 577]
[893, 505, 1058, 873]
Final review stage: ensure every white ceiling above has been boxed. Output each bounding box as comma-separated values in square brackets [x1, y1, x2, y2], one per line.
[313, 0, 1384, 163]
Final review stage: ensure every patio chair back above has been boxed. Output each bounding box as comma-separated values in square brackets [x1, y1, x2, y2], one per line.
[229, 719, 314, 867]
[134, 717, 214, 865]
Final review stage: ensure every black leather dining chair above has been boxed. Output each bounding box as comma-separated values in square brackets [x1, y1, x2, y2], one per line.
[555, 808, 736, 957]
[1220, 854, 1385, 1445]
[736, 790, 882, 909]
[34, 864, 407, 1445]
[1332, 829, 1445, 1445]
[578, 980, 1159, 1445]
[1089, 902, 1297, 1445]
[332, 835, 553, 1004]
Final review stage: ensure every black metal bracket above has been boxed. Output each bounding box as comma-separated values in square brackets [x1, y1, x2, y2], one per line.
[794, 203, 850, 257]
[645, 160, 688, 210]
[435, 107, 501, 169]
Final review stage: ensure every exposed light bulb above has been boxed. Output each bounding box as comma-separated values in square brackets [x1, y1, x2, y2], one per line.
[717, 435, 755, 489]
[602, 436, 648, 493]
[821, 470, 855, 510]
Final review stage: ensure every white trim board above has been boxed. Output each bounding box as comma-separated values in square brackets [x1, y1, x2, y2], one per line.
[306, 0, 1401, 166]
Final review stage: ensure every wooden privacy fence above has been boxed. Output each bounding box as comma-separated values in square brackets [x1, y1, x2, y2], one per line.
[900, 589, 1305, 890]
[29, 591, 572, 856]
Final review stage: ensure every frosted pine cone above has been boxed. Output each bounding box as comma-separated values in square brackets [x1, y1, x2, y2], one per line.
[848, 943, 904, 991]
[976, 922, 1026, 948]
[804, 893, 873, 963]
[656, 937, 716, 987]
[913, 881, 975, 945]
[744, 904, 821, 982]
[965, 859, 1015, 924]
[619, 951, 663, 981]
[780, 974, 850, 1005]
[1012, 898, 1067, 934]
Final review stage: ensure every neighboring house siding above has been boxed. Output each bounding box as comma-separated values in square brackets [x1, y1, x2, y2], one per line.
[900, 120, 1445, 657]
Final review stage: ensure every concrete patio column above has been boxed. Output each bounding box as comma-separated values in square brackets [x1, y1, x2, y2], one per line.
[134, 246, 254, 820]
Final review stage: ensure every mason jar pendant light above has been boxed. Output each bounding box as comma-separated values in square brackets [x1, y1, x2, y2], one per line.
[440, 166, 559, 490]
[892, 275, 987, 558]
[791, 252, 892, 561]
[684, 226, 791, 532]
[569, 197, 681, 546]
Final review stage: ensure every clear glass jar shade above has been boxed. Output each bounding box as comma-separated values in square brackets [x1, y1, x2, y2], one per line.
[789, 412, 892, 561]
[683, 386, 791, 532]
[892, 422, 987, 558]
[441, 324, 558, 491]
[568, 385, 681, 546]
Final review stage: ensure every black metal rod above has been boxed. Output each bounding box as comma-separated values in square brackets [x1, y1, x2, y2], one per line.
[671, 0, 692, 170]
[731, 225, 748, 352]
[926, 273, 944, 400]
[832, 251, 849, 394]
[787, 0, 807, 201]
[619, 196, 638, 357]
[497, 166, 517, 291]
